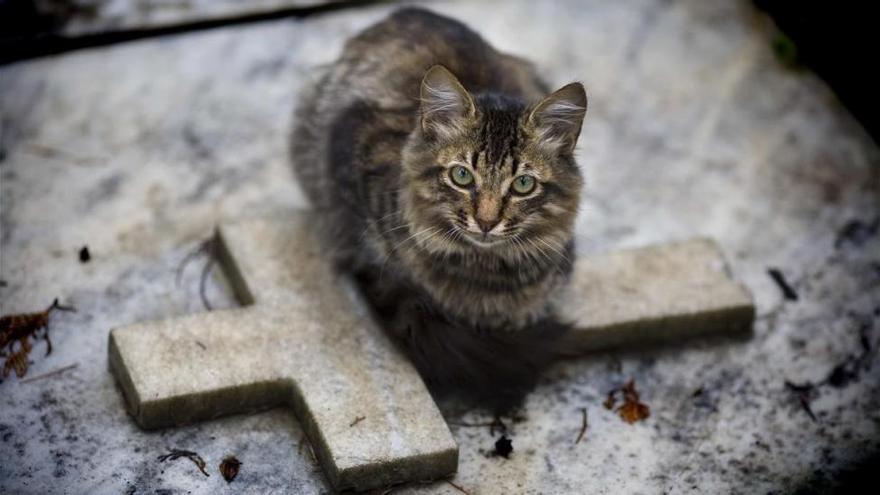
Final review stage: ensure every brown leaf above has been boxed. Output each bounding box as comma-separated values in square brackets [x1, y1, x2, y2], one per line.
[3, 345, 29, 378]
[1, 299, 75, 379]
[219, 455, 241, 483]
[616, 380, 650, 424]
[618, 401, 651, 424]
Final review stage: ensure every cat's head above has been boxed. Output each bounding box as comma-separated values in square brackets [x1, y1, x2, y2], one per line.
[401, 65, 586, 260]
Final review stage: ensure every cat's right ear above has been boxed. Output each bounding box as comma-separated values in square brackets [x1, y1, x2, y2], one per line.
[419, 65, 476, 140]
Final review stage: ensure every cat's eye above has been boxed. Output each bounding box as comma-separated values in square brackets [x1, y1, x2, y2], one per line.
[450, 165, 474, 187]
[512, 175, 536, 195]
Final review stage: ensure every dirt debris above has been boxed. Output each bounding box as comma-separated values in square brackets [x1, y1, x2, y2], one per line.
[157, 448, 209, 477]
[219, 455, 241, 482]
[604, 380, 651, 424]
[1, 298, 75, 378]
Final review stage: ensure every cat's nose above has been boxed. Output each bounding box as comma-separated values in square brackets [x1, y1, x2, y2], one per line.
[475, 196, 501, 233]
[476, 216, 500, 233]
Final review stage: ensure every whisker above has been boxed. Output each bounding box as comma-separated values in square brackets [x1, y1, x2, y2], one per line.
[525, 237, 565, 275]
[536, 237, 571, 264]
[378, 226, 439, 282]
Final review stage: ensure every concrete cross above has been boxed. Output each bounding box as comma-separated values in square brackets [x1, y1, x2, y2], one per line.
[556, 238, 754, 352]
[108, 215, 458, 491]
[109, 213, 753, 491]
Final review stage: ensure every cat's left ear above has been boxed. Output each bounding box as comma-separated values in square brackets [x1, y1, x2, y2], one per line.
[419, 65, 476, 140]
[527, 82, 587, 153]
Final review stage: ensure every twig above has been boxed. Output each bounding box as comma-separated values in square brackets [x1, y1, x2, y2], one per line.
[199, 252, 216, 311]
[20, 363, 78, 383]
[349, 415, 366, 427]
[785, 381, 818, 422]
[767, 268, 798, 301]
[575, 408, 588, 444]
[175, 237, 217, 311]
[445, 480, 473, 495]
[175, 238, 210, 285]
[157, 448, 209, 477]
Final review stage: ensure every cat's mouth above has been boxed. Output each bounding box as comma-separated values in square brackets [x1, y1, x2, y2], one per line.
[461, 231, 506, 248]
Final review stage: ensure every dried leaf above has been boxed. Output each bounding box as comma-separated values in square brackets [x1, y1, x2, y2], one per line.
[617, 380, 650, 424]
[219, 455, 241, 483]
[1, 299, 75, 378]
[603, 380, 650, 424]
[3, 345, 29, 378]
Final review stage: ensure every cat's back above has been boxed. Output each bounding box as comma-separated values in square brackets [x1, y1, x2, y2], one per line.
[328, 8, 546, 107]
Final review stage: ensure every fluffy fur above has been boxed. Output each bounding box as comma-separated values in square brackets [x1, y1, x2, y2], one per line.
[291, 8, 587, 409]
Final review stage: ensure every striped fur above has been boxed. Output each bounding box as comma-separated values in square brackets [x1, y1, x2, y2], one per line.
[291, 8, 587, 408]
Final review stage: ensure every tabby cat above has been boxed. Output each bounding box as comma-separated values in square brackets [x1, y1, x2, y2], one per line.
[291, 8, 587, 409]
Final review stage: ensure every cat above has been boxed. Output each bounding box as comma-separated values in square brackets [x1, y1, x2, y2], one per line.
[291, 8, 587, 410]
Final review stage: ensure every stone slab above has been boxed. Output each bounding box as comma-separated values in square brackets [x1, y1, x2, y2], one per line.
[559, 238, 754, 352]
[33, 0, 339, 37]
[108, 215, 458, 491]
[2, 0, 879, 493]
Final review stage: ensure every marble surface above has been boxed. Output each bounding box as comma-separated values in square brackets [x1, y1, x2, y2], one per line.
[109, 216, 458, 490]
[33, 0, 338, 36]
[1, 0, 878, 493]
[558, 238, 754, 351]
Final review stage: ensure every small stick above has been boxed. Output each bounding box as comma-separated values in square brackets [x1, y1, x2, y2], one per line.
[575, 408, 588, 444]
[767, 268, 798, 301]
[157, 448, 209, 477]
[445, 480, 473, 495]
[198, 253, 216, 311]
[349, 415, 366, 427]
[785, 381, 818, 422]
[175, 238, 211, 286]
[174, 237, 217, 311]
[20, 363, 78, 383]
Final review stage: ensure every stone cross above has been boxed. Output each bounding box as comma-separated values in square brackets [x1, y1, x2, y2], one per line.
[109, 213, 753, 491]
[556, 238, 754, 352]
[108, 215, 458, 491]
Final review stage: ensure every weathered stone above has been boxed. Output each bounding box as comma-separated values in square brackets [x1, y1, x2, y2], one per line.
[37, 0, 337, 37]
[107, 211, 752, 490]
[2, 0, 879, 493]
[559, 238, 754, 351]
[108, 214, 458, 491]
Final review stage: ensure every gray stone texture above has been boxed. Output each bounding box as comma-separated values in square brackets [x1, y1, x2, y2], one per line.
[559, 238, 754, 352]
[1, 0, 878, 493]
[108, 215, 457, 491]
[35, 0, 337, 36]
